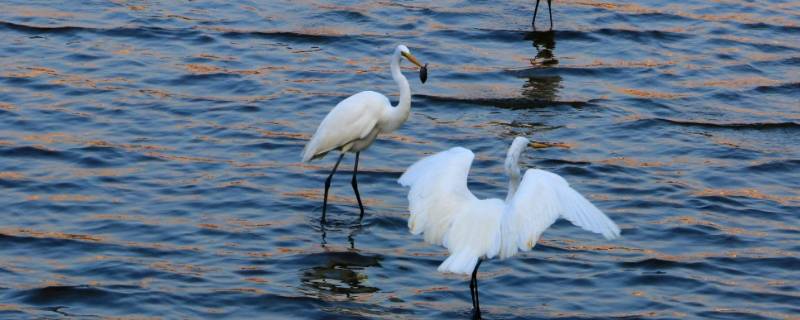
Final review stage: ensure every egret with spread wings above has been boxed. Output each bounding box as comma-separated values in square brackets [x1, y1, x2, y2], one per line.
[398, 137, 621, 316]
[302, 44, 427, 223]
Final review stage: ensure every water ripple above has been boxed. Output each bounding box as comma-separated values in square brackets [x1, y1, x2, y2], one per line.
[0, 0, 798, 319]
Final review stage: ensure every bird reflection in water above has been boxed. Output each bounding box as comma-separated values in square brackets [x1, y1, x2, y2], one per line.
[300, 251, 381, 299]
[521, 30, 561, 103]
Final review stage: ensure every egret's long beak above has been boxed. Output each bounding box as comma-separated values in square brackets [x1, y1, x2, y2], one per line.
[401, 52, 424, 68]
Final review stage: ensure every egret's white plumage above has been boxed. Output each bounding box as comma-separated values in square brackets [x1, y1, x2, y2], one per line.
[301, 91, 386, 162]
[301, 44, 426, 222]
[398, 137, 621, 275]
[398, 147, 475, 245]
[500, 168, 620, 259]
[302, 45, 423, 163]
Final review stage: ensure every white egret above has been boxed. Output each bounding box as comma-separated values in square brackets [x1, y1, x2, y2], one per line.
[533, 0, 553, 30]
[398, 137, 621, 316]
[302, 44, 427, 223]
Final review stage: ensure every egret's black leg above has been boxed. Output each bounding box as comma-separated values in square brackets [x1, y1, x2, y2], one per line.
[469, 271, 476, 308]
[471, 260, 483, 318]
[322, 153, 345, 224]
[351, 152, 365, 221]
[532, 0, 541, 28]
[547, 0, 553, 30]
[320, 222, 327, 246]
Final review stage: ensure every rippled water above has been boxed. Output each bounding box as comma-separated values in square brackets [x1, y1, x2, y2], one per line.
[1, 1, 798, 319]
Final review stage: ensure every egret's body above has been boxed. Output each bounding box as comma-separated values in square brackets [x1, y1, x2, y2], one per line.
[303, 45, 425, 223]
[398, 137, 621, 316]
[303, 91, 389, 160]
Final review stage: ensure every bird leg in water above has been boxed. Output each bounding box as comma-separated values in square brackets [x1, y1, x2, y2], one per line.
[322, 153, 345, 223]
[351, 152, 365, 220]
[532, 0, 554, 30]
[470, 260, 483, 317]
[532, 0, 541, 28]
[470, 272, 476, 308]
[320, 222, 327, 246]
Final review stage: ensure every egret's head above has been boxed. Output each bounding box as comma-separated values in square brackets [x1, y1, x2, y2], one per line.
[397, 44, 410, 55]
[397, 45, 428, 83]
[512, 136, 531, 149]
[398, 45, 422, 67]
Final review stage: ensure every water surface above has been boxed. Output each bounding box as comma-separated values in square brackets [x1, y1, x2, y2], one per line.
[0, 1, 798, 319]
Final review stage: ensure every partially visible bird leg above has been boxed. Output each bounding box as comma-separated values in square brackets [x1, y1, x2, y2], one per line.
[532, 0, 541, 29]
[469, 271, 477, 308]
[320, 222, 327, 246]
[547, 0, 553, 30]
[351, 152, 365, 221]
[322, 153, 345, 223]
[471, 260, 483, 317]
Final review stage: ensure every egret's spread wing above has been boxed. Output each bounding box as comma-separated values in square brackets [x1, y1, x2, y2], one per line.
[500, 169, 620, 258]
[398, 147, 477, 246]
[302, 91, 388, 162]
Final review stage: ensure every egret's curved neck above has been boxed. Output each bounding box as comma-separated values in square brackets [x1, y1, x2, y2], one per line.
[504, 138, 529, 201]
[505, 164, 521, 202]
[384, 49, 412, 132]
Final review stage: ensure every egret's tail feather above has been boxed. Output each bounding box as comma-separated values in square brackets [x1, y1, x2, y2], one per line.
[437, 251, 479, 275]
[301, 136, 321, 163]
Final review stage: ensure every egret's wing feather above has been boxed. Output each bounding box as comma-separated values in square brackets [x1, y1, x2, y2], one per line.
[500, 169, 620, 259]
[437, 198, 504, 274]
[398, 147, 476, 246]
[302, 91, 388, 162]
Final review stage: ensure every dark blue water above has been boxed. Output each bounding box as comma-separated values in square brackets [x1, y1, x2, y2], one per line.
[1, 1, 798, 319]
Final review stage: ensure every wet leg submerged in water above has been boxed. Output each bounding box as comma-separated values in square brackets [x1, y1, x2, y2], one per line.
[470, 260, 483, 318]
[321, 153, 345, 223]
[321, 152, 366, 223]
[351, 152, 365, 220]
[532, 0, 554, 30]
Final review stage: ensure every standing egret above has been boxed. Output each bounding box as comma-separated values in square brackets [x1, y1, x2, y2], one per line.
[532, 0, 554, 30]
[302, 44, 427, 223]
[398, 137, 621, 316]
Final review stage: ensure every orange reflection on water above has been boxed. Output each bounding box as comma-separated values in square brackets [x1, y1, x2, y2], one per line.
[382, 133, 429, 145]
[25, 194, 99, 202]
[572, 0, 799, 26]
[244, 277, 269, 284]
[281, 189, 383, 206]
[413, 286, 451, 295]
[254, 128, 309, 140]
[19, 132, 173, 154]
[3, 66, 58, 78]
[613, 87, 688, 100]
[582, 58, 679, 69]
[681, 76, 782, 89]
[184, 63, 275, 76]
[194, 53, 238, 62]
[658, 215, 767, 237]
[692, 188, 800, 205]
[84, 213, 189, 227]
[0, 171, 25, 180]
[0, 102, 16, 111]
[0, 228, 105, 242]
[598, 157, 669, 168]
